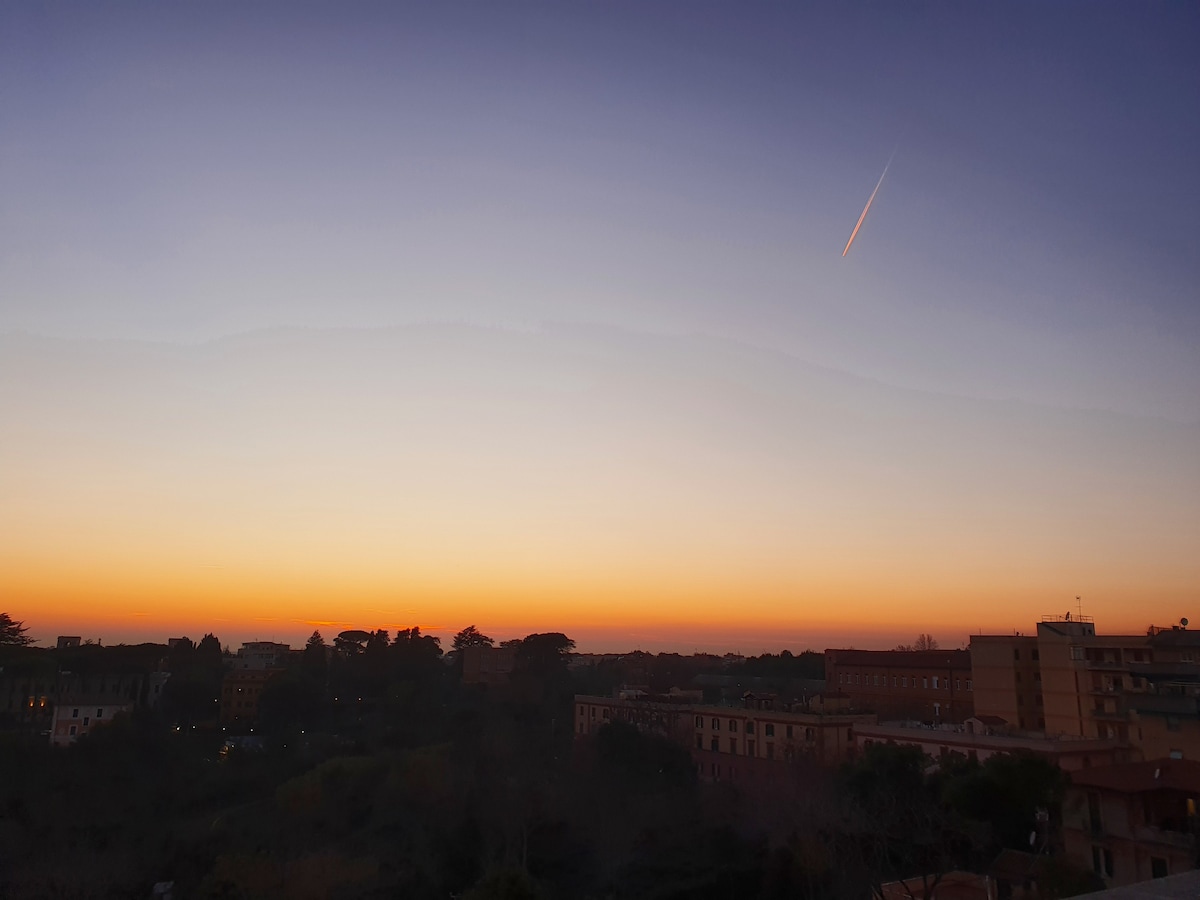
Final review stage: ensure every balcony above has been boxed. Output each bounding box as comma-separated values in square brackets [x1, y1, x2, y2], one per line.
[1133, 824, 1196, 851]
[1086, 659, 1128, 672]
[1126, 694, 1200, 717]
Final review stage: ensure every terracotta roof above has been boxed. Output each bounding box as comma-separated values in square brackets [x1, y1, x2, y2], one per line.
[1070, 758, 1200, 793]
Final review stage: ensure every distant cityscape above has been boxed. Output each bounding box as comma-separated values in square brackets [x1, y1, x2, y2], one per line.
[4, 611, 1200, 896]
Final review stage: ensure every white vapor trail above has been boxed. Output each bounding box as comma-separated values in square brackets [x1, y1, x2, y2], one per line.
[842, 151, 895, 257]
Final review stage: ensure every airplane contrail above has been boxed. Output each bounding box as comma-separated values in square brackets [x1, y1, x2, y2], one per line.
[842, 150, 895, 257]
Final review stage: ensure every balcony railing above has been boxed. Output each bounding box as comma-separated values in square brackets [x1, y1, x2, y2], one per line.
[1126, 694, 1200, 717]
[1133, 824, 1196, 851]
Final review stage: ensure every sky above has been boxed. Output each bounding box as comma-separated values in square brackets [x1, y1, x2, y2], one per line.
[2, 3, 1197, 653]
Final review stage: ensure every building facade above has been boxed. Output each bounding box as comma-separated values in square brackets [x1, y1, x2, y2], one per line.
[1063, 759, 1200, 888]
[50, 696, 134, 746]
[824, 648, 973, 723]
[574, 692, 875, 784]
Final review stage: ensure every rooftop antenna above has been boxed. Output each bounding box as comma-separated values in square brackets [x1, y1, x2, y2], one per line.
[1076, 596, 1083, 620]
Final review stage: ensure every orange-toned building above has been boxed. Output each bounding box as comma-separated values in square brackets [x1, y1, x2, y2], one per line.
[220, 669, 279, 728]
[824, 648, 973, 723]
[1063, 759, 1200, 888]
[970, 617, 1200, 760]
[574, 692, 874, 784]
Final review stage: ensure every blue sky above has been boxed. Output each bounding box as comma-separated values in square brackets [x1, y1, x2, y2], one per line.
[3, 2, 1197, 418]
[1, 3, 1198, 648]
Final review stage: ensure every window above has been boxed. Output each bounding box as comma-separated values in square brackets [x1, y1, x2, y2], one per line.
[602, 708, 610, 719]
[1170, 749, 1183, 759]
[729, 719, 738, 732]
[839, 673, 844, 683]
[933, 676, 940, 689]
[578, 722, 584, 734]
[1071, 646, 1085, 661]
[695, 715, 703, 728]
[747, 740, 755, 756]
[72, 708, 79, 718]
[786, 725, 794, 739]
[1152, 857, 1169, 879]
[766, 743, 775, 759]
[805, 727, 815, 741]
[69, 725, 77, 736]
[1014, 648, 1020, 660]
[711, 737, 719, 752]
[83, 716, 89, 726]
[712, 718, 720, 730]
[746, 721, 755, 734]
[955, 679, 961, 690]
[96, 708, 104, 718]
[854, 674, 859, 685]
[729, 738, 737, 754]
[590, 707, 595, 718]
[966, 680, 973, 691]
[922, 677, 929, 689]
[892, 676, 898, 687]
[902, 676, 908, 687]
[696, 734, 703, 749]
[765, 723, 775, 737]
[873, 675, 879, 686]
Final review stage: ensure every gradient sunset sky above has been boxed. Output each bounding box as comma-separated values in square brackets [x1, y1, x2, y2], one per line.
[2, 3, 1197, 653]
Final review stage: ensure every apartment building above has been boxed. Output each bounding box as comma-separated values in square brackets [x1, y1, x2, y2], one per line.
[574, 692, 874, 784]
[824, 648, 973, 723]
[1062, 759, 1200, 888]
[971, 617, 1200, 759]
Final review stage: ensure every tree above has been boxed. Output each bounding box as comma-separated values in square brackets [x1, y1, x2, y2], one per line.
[896, 634, 939, 651]
[0, 613, 33, 646]
[516, 633, 575, 675]
[453, 625, 494, 652]
[303, 631, 328, 683]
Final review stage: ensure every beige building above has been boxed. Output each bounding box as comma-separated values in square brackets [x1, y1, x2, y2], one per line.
[574, 692, 874, 783]
[50, 696, 133, 746]
[971, 617, 1200, 760]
